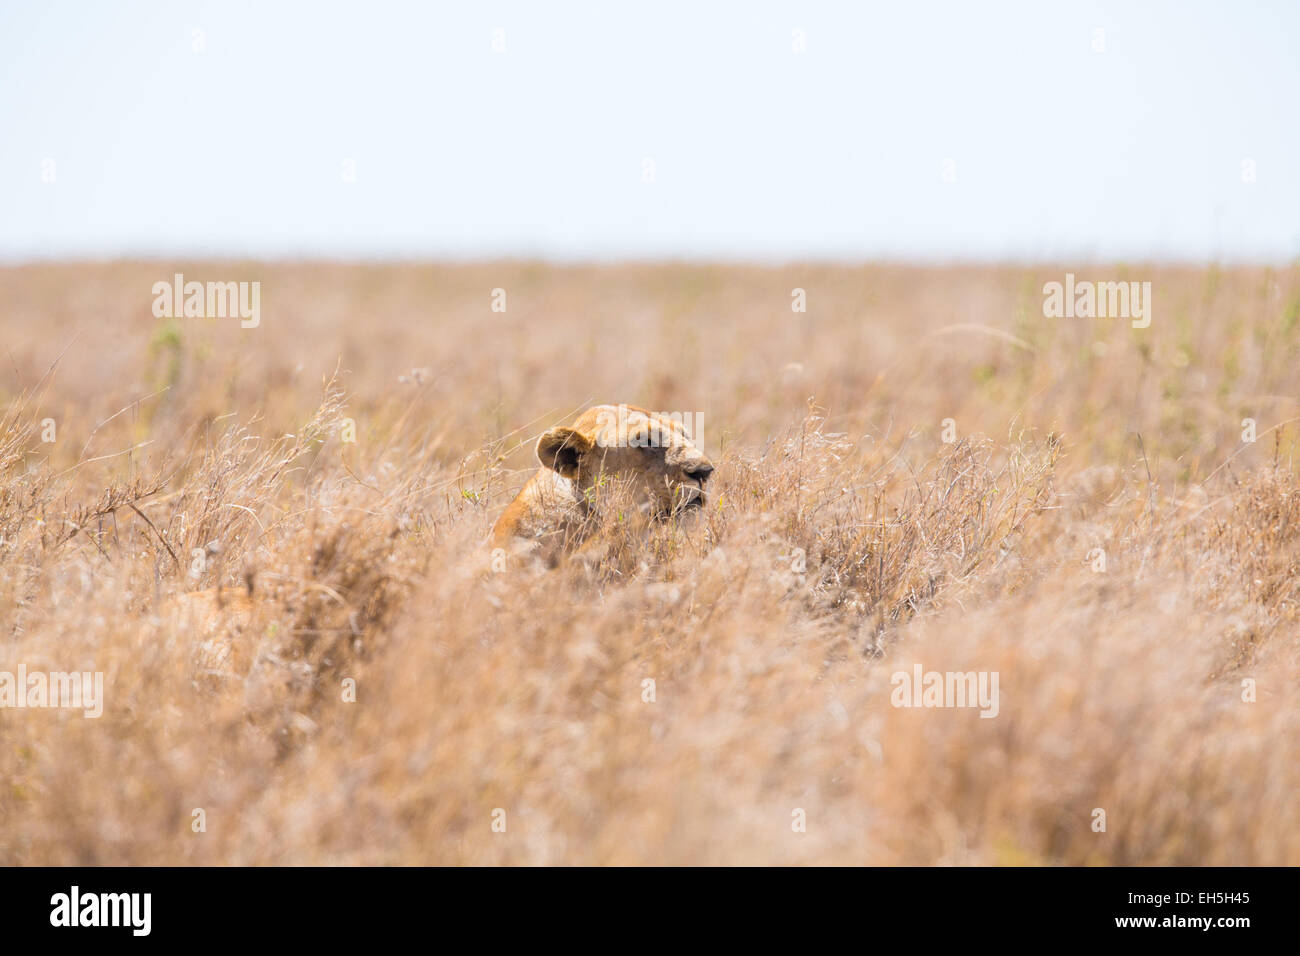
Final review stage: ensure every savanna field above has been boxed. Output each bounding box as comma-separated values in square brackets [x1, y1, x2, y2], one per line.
[1, 261, 1297, 865]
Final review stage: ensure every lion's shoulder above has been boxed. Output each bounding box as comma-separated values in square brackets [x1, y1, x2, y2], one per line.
[489, 467, 586, 547]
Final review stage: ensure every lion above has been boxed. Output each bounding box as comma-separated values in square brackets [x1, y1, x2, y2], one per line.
[490, 404, 714, 565]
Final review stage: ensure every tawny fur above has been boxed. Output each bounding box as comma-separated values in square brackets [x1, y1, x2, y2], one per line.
[491, 404, 714, 564]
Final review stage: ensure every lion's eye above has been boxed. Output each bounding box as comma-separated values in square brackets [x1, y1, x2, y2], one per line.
[685, 464, 713, 484]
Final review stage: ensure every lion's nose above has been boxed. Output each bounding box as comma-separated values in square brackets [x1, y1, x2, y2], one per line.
[685, 463, 714, 485]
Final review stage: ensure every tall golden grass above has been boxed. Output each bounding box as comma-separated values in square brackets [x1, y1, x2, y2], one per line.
[1, 261, 1296, 864]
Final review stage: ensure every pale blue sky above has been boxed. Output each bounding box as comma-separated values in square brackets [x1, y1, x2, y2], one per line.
[1, 0, 1297, 262]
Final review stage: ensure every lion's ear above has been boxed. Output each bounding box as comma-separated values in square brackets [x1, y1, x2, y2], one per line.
[536, 426, 594, 479]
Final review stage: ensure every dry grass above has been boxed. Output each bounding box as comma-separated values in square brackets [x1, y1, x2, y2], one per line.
[1, 260, 1297, 864]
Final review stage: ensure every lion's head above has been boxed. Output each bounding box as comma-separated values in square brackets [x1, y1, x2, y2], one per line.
[536, 404, 713, 516]
[491, 404, 714, 554]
